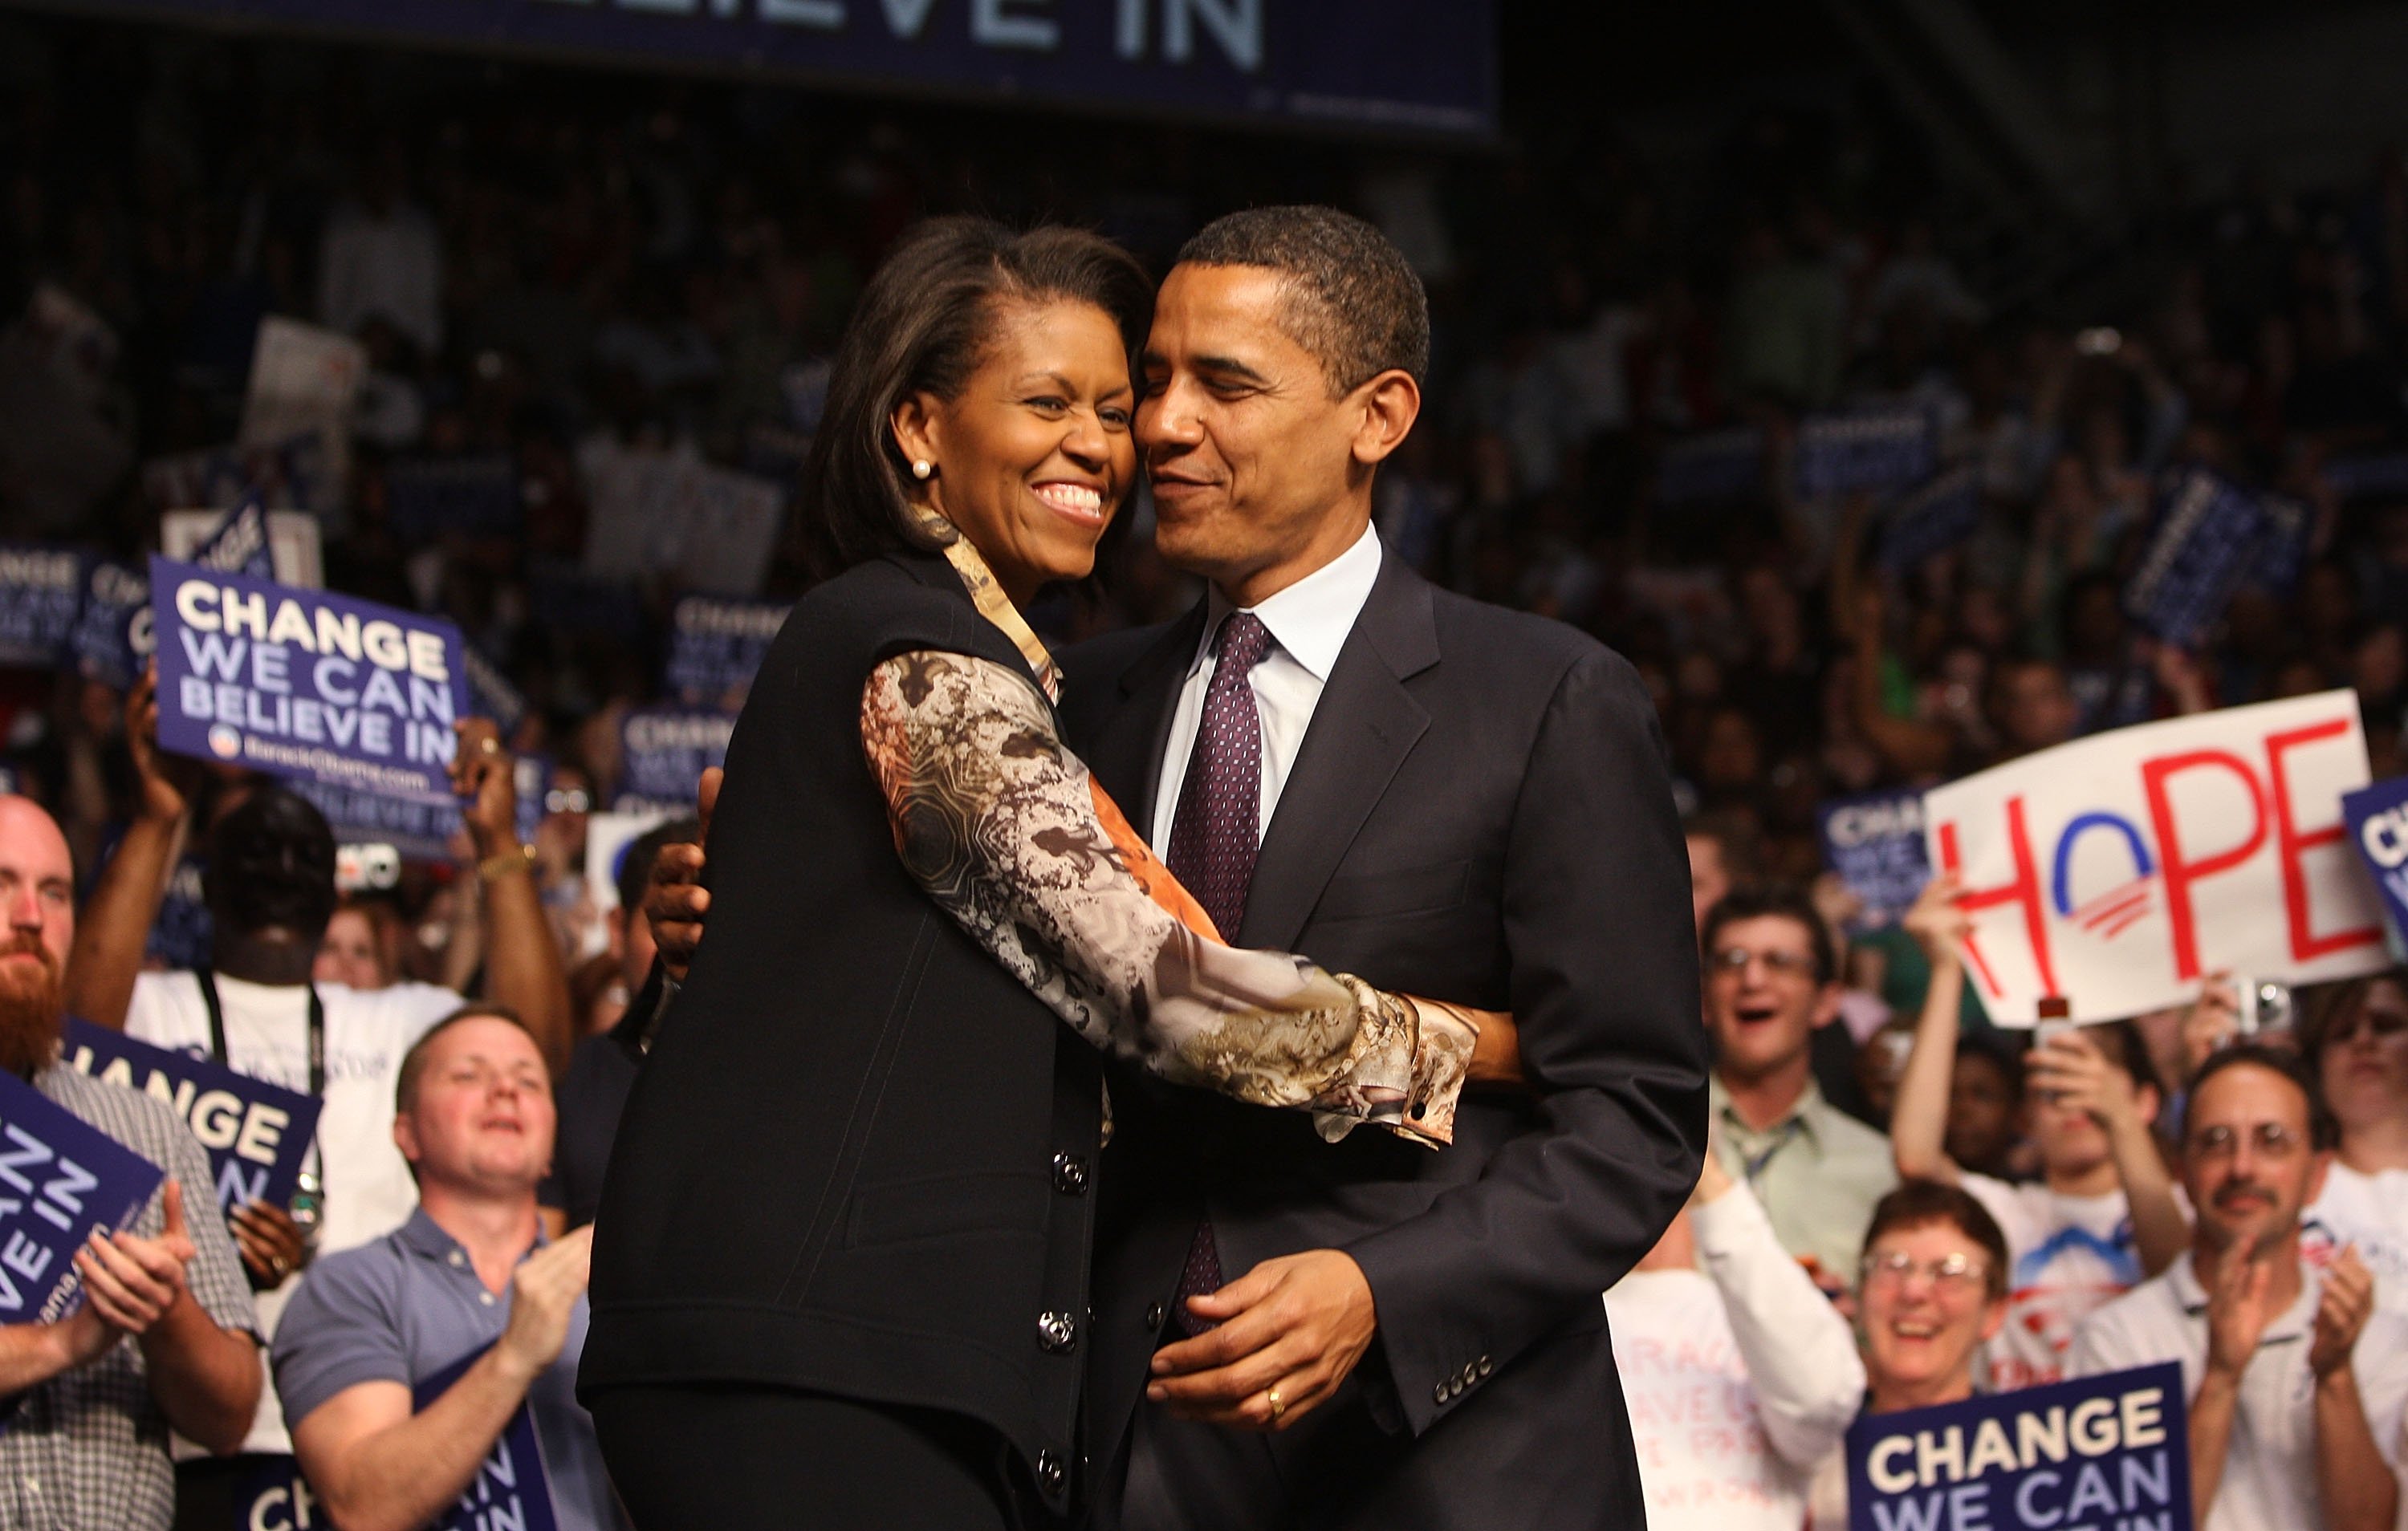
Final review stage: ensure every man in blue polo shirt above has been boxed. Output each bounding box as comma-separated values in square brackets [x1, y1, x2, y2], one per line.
[270, 1006, 621, 1531]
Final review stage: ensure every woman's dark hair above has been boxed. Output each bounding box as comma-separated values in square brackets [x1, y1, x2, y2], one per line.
[802, 217, 1153, 580]
[2299, 967, 2408, 1065]
[1862, 1180, 2011, 1300]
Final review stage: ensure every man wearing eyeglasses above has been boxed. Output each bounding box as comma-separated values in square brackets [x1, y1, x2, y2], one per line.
[1701, 886, 1898, 1288]
[2070, 1044, 2408, 1531]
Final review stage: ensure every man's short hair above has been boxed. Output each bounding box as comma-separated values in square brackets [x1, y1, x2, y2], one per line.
[1699, 883, 1837, 987]
[1864, 1180, 2011, 1299]
[395, 1005, 541, 1115]
[1176, 205, 1430, 392]
[1683, 810, 1763, 884]
[2183, 1042, 2338, 1152]
[615, 817, 702, 924]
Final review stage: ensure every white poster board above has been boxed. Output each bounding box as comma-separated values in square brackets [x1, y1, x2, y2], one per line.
[1921, 690, 2389, 1024]
[239, 317, 366, 514]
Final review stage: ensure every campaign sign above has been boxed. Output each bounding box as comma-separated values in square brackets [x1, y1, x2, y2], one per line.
[0, 1068, 165, 1323]
[616, 709, 734, 813]
[1820, 790, 1931, 930]
[235, 1455, 323, 1531]
[1923, 690, 2388, 1024]
[2124, 469, 2268, 648]
[190, 496, 278, 579]
[463, 647, 528, 737]
[61, 1020, 322, 1213]
[0, 545, 87, 668]
[1847, 1363, 2189, 1531]
[68, 559, 153, 688]
[2343, 777, 2408, 954]
[665, 596, 789, 704]
[2249, 492, 2313, 597]
[293, 778, 459, 862]
[414, 1344, 560, 1531]
[152, 556, 469, 804]
[388, 453, 522, 543]
[1878, 468, 1983, 574]
[146, 853, 213, 972]
[1796, 408, 1935, 498]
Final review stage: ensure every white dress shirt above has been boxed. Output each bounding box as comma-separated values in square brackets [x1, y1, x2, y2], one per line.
[2068, 1250, 2408, 1531]
[1149, 522, 1384, 855]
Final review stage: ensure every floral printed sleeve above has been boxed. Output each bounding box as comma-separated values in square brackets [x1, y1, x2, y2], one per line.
[862, 649, 1476, 1147]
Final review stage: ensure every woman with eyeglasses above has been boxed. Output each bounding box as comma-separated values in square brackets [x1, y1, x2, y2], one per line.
[1806, 1180, 2011, 1526]
[2301, 969, 2408, 1313]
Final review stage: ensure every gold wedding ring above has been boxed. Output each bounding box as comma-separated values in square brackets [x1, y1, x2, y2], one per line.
[1265, 1387, 1284, 1424]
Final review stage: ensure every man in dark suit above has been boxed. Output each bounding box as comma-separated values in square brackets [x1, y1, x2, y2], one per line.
[1061, 206, 1706, 1529]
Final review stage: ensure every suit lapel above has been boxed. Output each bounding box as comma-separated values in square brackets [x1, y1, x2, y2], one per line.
[1236, 561, 1439, 952]
[1084, 604, 1204, 833]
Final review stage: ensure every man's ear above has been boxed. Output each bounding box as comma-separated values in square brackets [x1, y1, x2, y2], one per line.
[393, 1111, 420, 1168]
[1809, 981, 1846, 1030]
[1348, 369, 1422, 469]
[605, 904, 627, 968]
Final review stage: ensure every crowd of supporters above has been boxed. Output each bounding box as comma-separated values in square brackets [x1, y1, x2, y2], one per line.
[1, 10, 2406, 1531]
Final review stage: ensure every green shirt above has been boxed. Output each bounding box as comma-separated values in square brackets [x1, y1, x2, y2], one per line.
[1710, 1075, 1899, 1285]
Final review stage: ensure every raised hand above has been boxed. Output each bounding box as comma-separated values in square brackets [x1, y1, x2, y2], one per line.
[644, 767, 720, 982]
[2311, 1248, 2375, 1381]
[125, 666, 202, 824]
[230, 1199, 311, 1290]
[1902, 873, 1969, 966]
[496, 1225, 593, 1383]
[449, 719, 519, 857]
[2205, 1249, 2274, 1379]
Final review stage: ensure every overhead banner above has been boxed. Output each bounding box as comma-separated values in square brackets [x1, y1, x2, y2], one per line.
[89, 0, 1496, 139]
[1846, 1363, 2190, 1531]
[151, 556, 470, 803]
[1922, 690, 2388, 1024]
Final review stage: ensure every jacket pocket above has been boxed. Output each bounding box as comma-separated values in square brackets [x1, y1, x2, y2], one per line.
[1311, 859, 1472, 923]
[845, 1170, 1047, 1249]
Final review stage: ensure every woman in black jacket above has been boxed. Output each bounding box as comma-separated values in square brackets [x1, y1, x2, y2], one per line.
[582, 220, 1486, 1529]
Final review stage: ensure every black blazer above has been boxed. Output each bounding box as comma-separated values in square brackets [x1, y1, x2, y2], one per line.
[580, 552, 1100, 1517]
[1058, 554, 1708, 1518]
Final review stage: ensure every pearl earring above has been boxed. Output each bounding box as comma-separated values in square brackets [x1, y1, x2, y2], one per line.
[912, 459, 933, 480]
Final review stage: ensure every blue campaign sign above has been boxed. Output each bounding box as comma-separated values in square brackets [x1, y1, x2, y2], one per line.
[67, 0, 1495, 140]
[0, 545, 87, 669]
[665, 596, 790, 705]
[1796, 408, 1936, 498]
[2124, 468, 2269, 648]
[388, 454, 522, 544]
[191, 496, 278, 578]
[235, 1455, 323, 1531]
[1847, 1363, 2190, 1531]
[67, 559, 153, 689]
[414, 1344, 560, 1531]
[60, 1020, 323, 1214]
[151, 556, 470, 803]
[0, 1069, 165, 1325]
[618, 708, 735, 813]
[1878, 468, 1983, 574]
[1819, 790, 1932, 931]
[2344, 777, 2408, 954]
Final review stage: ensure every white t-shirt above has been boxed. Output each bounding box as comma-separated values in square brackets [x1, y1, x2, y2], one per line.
[2070, 1253, 2408, 1531]
[2304, 1160, 2408, 1314]
[1961, 1172, 2146, 1391]
[124, 969, 462, 1454]
[1608, 1187, 1863, 1531]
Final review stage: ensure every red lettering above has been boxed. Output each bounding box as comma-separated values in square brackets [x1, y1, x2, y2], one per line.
[2142, 749, 2268, 982]
[2266, 719, 2382, 961]
[1938, 798, 2055, 1002]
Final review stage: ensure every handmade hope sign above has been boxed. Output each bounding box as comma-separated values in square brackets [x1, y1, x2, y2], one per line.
[151, 555, 470, 802]
[1848, 1363, 2190, 1531]
[1921, 690, 2388, 1023]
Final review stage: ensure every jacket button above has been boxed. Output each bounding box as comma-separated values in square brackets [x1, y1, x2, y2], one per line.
[1145, 1302, 1167, 1330]
[1052, 1152, 1090, 1195]
[1432, 1381, 1448, 1405]
[1035, 1449, 1065, 1495]
[1037, 1310, 1078, 1354]
[1477, 1355, 1494, 1378]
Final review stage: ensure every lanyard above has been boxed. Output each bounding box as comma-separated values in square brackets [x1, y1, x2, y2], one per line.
[196, 969, 325, 1098]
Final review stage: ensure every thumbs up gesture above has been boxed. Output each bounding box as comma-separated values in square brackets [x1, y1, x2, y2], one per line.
[74, 1178, 197, 1338]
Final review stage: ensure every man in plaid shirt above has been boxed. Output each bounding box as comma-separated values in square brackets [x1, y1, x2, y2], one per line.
[0, 796, 259, 1529]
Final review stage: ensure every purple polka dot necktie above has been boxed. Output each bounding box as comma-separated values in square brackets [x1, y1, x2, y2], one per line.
[1161, 611, 1273, 1335]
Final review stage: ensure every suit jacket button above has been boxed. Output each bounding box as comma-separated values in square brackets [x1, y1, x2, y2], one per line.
[1037, 1310, 1078, 1354]
[1432, 1381, 1449, 1405]
[1052, 1152, 1090, 1195]
[1477, 1355, 1494, 1378]
[1145, 1302, 1167, 1330]
[1035, 1450, 1065, 1495]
